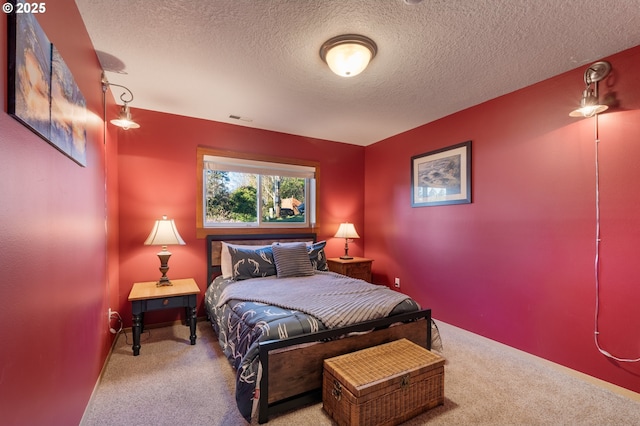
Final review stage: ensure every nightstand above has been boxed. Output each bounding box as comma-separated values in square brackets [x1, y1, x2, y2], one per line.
[128, 278, 200, 356]
[327, 257, 373, 282]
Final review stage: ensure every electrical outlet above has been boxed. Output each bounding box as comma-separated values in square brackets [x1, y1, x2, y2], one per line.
[107, 309, 117, 334]
[394, 277, 400, 288]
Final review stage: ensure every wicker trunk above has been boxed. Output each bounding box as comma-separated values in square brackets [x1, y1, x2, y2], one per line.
[322, 338, 444, 426]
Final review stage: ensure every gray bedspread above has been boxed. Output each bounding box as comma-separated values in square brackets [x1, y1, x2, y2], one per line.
[216, 270, 411, 328]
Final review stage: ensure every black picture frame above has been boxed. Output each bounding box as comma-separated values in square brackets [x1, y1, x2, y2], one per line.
[7, 1, 87, 166]
[411, 141, 471, 207]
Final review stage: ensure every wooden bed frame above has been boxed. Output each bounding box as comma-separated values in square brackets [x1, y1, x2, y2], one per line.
[205, 234, 432, 424]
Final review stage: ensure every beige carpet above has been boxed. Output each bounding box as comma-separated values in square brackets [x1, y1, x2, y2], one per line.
[81, 320, 640, 425]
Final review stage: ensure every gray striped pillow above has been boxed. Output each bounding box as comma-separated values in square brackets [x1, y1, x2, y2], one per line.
[272, 242, 314, 278]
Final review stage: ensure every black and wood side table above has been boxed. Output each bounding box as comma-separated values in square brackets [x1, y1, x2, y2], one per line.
[128, 278, 200, 356]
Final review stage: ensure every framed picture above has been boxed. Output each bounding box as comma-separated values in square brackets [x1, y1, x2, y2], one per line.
[7, 3, 87, 166]
[51, 45, 87, 166]
[411, 141, 471, 207]
[7, 6, 52, 141]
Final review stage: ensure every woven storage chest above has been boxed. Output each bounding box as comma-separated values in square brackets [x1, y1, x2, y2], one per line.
[323, 338, 444, 426]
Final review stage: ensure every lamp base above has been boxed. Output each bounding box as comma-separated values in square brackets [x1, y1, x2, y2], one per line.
[157, 276, 172, 286]
[341, 239, 354, 260]
[156, 249, 173, 286]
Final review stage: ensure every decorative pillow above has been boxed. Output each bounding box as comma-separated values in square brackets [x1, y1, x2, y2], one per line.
[221, 242, 270, 278]
[272, 242, 315, 278]
[229, 246, 276, 280]
[307, 240, 328, 271]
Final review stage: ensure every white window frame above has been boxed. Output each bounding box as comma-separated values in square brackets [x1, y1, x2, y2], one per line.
[196, 146, 319, 237]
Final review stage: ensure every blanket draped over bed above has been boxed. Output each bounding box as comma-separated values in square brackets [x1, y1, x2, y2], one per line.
[216, 271, 410, 328]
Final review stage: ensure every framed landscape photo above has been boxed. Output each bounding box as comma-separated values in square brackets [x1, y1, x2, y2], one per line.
[7, 3, 87, 166]
[7, 6, 52, 142]
[51, 45, 87, 166]
[411, 141, 471, 207]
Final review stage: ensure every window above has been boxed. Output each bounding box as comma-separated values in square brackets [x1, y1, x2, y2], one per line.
[196, 147, 319, 237]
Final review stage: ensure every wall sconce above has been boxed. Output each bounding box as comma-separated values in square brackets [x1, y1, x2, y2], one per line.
[144, 215, 186, 286]
[334, 222, 360, 259]
[101, 74, 140, 129]
[569, 61, 611, 118]
[320, 34, 377, 77]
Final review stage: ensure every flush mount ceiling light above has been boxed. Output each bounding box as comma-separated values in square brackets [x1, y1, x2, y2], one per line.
[319, 34, 377, 77]
[101, 74, 140, 129]
[569, 61, 611, 118]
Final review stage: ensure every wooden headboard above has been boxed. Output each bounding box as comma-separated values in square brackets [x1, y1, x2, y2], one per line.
[206, 233, 317, 284]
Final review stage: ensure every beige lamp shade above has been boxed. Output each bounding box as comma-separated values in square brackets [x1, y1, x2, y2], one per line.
[334, 222, 360, 239]
[144, 216, 185, 246]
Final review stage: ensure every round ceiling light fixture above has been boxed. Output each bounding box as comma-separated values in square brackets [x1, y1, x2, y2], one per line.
[319, 34, 377, 77]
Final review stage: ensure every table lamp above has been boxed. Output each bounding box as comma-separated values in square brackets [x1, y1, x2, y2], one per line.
[144, 215, 185, 286]
[334, 222, 360, 259]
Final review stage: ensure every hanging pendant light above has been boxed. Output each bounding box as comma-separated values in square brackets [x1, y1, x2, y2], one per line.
[102, 74, 141, 129]
[110, 103, 140, 129]
[569, 61, 611, 118]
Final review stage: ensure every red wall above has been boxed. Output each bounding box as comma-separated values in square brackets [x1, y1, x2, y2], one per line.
[0, 2, 119, 425]
[2, 4, 637, 422]
[364, 46, 640, 393]
[116, 110, 365, 325]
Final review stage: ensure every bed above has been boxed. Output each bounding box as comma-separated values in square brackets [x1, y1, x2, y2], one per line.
[204, 233, 432, 423]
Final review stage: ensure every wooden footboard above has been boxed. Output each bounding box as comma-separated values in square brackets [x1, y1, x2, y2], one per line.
[257, 309, 432, 423]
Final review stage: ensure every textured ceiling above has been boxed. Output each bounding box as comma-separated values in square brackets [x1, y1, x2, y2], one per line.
[75, 0, 640, 146]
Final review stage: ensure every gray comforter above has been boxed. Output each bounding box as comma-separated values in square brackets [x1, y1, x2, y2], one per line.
[206, 271, 421, 421]
[216, 270, 411, 328]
